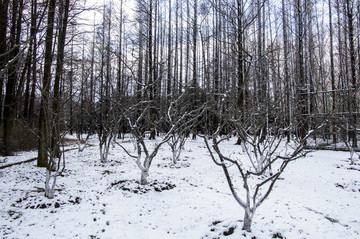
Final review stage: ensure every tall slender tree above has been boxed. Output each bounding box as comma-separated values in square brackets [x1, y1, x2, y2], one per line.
[346, 0, 358, 147]
[3, 0, 24, 155]
[0, 0, 10, 124]
[52, 0, 71, 158]
[38, 0, 57, 167]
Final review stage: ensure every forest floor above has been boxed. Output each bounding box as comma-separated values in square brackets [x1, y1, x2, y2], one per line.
[0, 135, 360, 239]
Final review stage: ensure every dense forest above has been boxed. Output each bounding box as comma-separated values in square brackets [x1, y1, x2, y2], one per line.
[0, 0, 359, 159]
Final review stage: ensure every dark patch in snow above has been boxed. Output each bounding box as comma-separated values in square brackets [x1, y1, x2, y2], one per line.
[7, 210, 22, 220]
[336, 161, 360, 171]
[203, 220, 237, 238]
[325, 216, 339, 223]
[272, 232, 286, 238]
[212, 220, 222, 226]
[347, 166, 360, 171]
[12, 195, 81, 210]
[102, 170, 113, 175]
[336, 183, 345, 189]
[110, 179, 176, 194]
[241, 233, 257, 239]
[335, 180, 360, 192]
[223, 225, 236, 236]
[68, 196, 81, 204]
[157, 162, 191, 169]
[89, 235, 100, 239]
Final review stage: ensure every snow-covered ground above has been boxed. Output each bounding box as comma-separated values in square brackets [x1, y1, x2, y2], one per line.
[1, 135, 359, 239]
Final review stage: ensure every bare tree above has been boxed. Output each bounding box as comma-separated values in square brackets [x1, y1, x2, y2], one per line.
[118, 91, 207, 185]
[203, 98, 325, 231]
[94, 2, 117, 163]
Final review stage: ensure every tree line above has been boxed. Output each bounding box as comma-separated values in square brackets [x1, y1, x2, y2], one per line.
[0, 0, 359, 158]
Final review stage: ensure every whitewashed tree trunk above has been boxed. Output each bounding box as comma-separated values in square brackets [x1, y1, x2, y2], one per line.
[99, 133, 114, 163]
[172, 149, 179, 164]
[140, 169, 149, 185]
[45, 168, 57, 199]
[242, 207, 255, 232]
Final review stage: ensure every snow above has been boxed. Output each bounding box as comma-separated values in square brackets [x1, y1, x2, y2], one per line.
[1, 136, 359, 238]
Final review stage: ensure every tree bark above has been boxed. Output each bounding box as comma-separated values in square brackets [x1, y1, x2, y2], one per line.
[0, 0, 10, 124]
[192, 0, 198, 88]
[242, 208, 254, 232]
[3, 0, 23, 155]
[328, 0, 337, 145]
[52, 0, 70, 158]
[23, 0, 37, 119]
[346, 0, 357, 147]
[167, 0, 172, 96]
[38, 0, 57, 167]
[296, 0, 307, 140]
[140, 169, 149, 185]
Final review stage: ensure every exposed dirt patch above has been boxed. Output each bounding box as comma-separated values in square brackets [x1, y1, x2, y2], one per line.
[11, 194, 81, 210]
[202, 220, 238, 238]
[110, 179, 176, 194]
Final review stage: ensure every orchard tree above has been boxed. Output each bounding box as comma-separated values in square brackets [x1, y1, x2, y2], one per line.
[203, 93, 326, 231]
[118, 90, 208, 185]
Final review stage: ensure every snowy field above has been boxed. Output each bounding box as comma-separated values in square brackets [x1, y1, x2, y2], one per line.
[1, 135, 359, 239]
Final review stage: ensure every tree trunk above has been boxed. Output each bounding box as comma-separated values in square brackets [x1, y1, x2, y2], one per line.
[346, 0, 357, 147]
[45, 168, 56, 199]
[140, 169, 149, 185]
[0, 0, 10, 124]
[167, 0, 172, 96]
[3, 0, 23, 155]
[148, 0, 156, 140]
[23, 0, 37, 120]
[242, 207, 254, 232]
[52, 0, 70, 159]
[296, 0, 307, 140]
[38, 0, 57, 167]
[328, 0, 336, 145]
[185, 0, 190, 88]
[282, 0, 291, 139]
[192, 0, 197, 88]
[235, 0, 245, 146]
[28, 15, 38, 123]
